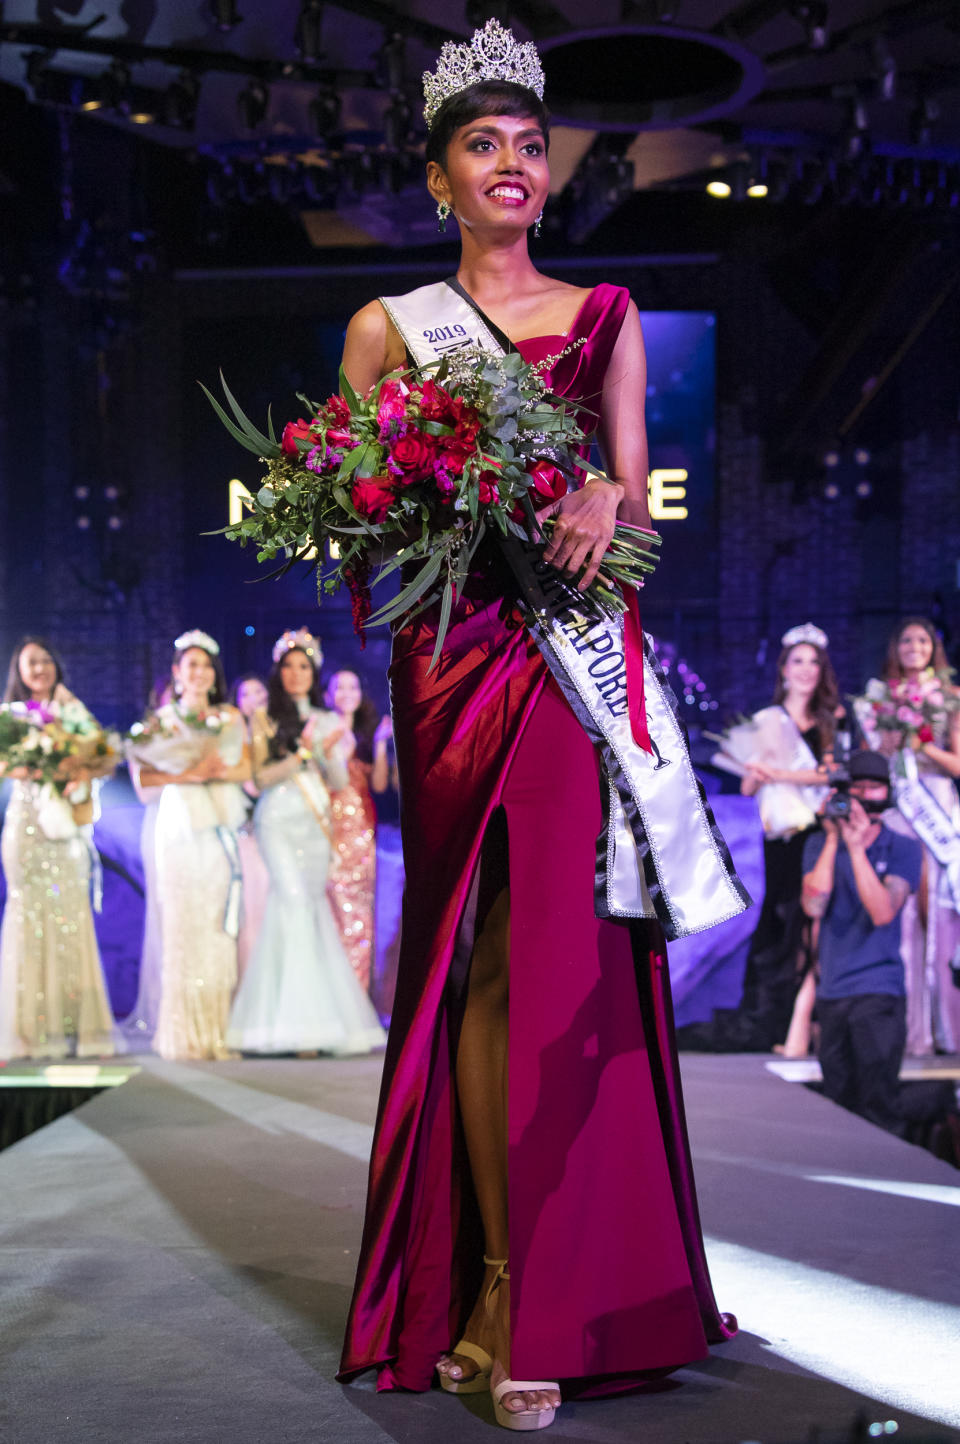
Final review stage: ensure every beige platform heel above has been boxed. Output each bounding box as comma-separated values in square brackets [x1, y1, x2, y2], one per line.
[486, 1261, 559, 1432]
[436, 1254, 504, 1395]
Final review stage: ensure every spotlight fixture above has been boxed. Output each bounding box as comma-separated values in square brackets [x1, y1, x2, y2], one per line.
[296, 1, 324, 64]
[790, 1, 828, 50]
[163, 70, 200, 130]
[24, 50, 56, 103]
[871, 34, 896, 103]
[705, 178, 731, 198]
[98, 60, 131, 114]
[210, 0, 241, 33]
[909, 94, 939, 148]
[309, 86, 340, 139]
[383, 94, 411, 152]
[841, 95, 869, 161]
[746, 181, 767, 198]
[237, 78, 268, 130]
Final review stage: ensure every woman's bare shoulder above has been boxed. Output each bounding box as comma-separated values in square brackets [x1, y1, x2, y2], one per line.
[345, 299, 389, 347]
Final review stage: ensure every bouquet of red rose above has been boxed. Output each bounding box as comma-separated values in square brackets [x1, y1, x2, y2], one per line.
[203, 344, 660, 666]
[852, 670, 960, 749]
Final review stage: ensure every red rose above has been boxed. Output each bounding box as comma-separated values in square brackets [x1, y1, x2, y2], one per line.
[917, 724, 934, 744]
[477, 470, 500, 506]
[281, 418, 314, 458]
[438, 439, 475, 477]
[389, 427, 433, 473]
[526, 458, 568, 507]
[326, 426, 353, 447]
[351, 476, 395, 523]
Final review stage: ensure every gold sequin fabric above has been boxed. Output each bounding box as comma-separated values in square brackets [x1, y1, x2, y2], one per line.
[0, 781, 115, 1059]
[328, 758, 376, 993]
[152, 774, 246, 1061]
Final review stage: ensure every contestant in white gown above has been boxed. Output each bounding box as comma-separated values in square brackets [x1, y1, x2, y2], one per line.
[132, 632, 251, 1061]
[226, 630, 386, 1056]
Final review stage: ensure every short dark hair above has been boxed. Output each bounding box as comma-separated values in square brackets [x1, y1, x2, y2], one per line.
[4, 636, 66, 703]
[425, 80, 550, 167]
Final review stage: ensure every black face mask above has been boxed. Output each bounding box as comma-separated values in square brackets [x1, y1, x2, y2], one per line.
[856, 792, 890, 816]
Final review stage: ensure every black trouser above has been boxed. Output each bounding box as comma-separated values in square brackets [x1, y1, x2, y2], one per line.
[817, 992, 906, 1137]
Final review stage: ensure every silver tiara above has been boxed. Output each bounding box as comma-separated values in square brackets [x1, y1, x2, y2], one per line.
[422, 18, 545, 130]
[272, 628, 323, 666]
[781, 622, 828, 651]
[174, 629, 220, 656]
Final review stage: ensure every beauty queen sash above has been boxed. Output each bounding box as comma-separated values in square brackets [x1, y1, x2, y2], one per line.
[893, 749, 960, 910]
[380, 281, 750, 939]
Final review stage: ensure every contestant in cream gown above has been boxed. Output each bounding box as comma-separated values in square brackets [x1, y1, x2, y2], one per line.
[134, 635, 251, 1061]
[0, 639, 115, 1060]
[226, 636, 386, 1056]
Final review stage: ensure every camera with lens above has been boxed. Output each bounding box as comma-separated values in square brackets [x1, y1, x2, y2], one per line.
[823, 766, 852, 821]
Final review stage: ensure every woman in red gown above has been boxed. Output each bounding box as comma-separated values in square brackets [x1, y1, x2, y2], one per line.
[338, 26, 734, 1432]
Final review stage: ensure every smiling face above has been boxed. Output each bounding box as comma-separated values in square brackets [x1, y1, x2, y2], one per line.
[897, 624, 934, 675]
[18, 643, 58, 702]
[326, 670, 363, 719]
[781, 643, 821, 700]
[235, 677, 268, 718]
[427, 112, 549, 235]
[173, 646, 216, 706]
[279, 648, 315, 700]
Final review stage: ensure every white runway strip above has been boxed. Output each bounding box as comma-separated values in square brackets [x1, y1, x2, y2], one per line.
[705, 1238, 960, 1431]
[146, 1058, 377, 1163]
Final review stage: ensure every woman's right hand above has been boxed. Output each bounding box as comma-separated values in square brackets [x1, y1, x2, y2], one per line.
[374, 716, 393, 748]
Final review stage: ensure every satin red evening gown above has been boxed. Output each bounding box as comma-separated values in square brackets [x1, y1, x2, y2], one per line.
[338, 283, 734, 1394]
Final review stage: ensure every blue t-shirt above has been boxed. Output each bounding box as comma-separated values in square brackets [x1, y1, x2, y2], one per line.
[802, 824, 922, 1000]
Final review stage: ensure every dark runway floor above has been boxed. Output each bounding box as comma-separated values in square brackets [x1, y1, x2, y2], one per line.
[0, 1052, 958, 1444]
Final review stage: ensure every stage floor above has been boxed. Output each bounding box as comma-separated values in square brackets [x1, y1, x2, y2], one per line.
[0, 1053, 958, 1444]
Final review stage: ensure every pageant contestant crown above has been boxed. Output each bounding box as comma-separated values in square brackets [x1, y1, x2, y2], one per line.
[174, 629, 220, 656]
[272, 628, 323, 666]
[422, 18, 545, 129]
[781, 622, 829, 650]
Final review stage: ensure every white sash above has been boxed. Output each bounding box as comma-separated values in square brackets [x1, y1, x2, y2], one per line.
[894, 749, 960, 909]
[381, 280, 750, 939]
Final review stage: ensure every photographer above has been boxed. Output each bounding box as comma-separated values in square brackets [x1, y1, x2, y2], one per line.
[801, 752, 922, 1136]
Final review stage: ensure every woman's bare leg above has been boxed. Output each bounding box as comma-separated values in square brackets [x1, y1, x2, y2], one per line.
[778, 969, 816, 1058]
[436, 886, 559, 1418]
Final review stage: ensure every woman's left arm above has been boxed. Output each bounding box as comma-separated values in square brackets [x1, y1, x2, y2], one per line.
[541, 300, 649, 589]
[919, 700, 960, 778]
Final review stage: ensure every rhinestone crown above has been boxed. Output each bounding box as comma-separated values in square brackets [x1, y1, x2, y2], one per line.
[781, 622, 829, 651]
[174, 629, 220, 657]
[422, 18, 545, 130]
[272, 628, 323, 666]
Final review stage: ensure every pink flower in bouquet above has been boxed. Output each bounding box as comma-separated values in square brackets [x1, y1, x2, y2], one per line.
[526, 458, 568, 508]
[351, 476, 396, 523]
[24, 700, 56, 725]
[325, 394, 351, 427]
[388, 432, 436, 483]
[326, 426, 354, 447]
[419, 378, 456, 423]
[917, 724, 935, 744]
[878, 701, 897, 716]
[896, 705, 922, 726]
[377, 379, 408, 438]
[281, 418, 314, 457]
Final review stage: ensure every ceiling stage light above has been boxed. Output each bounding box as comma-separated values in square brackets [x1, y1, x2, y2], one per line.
[706, 179, 731, 198]
[746, 182, 768, 197]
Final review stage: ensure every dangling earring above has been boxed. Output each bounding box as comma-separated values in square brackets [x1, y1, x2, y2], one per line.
[437, 200, 450, 233]
[533, 210, 543, 238]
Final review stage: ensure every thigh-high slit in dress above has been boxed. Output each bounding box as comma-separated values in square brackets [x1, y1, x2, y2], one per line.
[338, 284, 734, 1394]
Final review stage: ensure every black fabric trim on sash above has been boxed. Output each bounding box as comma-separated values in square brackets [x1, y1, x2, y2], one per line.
[444, 277, 518, 357]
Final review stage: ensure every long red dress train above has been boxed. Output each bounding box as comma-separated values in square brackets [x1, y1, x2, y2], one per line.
[338, 284, 734, 1393]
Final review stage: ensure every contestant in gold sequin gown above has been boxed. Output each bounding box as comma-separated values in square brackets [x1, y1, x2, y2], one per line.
[0, 779, 116, 1059]
[0, 640, 115, 1061]
[329, 755, 377, 994]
